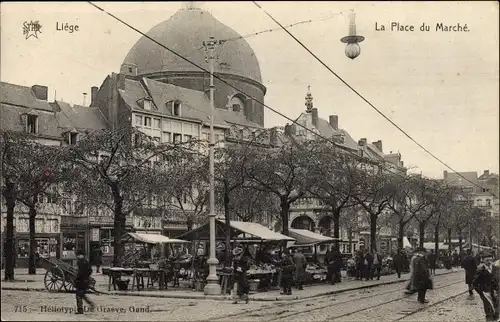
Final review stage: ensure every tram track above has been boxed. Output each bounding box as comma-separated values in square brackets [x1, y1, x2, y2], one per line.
[211, 273, 463, 322]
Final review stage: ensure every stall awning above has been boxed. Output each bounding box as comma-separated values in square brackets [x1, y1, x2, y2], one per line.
[288, 229, 336, 245]
[121, 233, 189, 244]
[178, 219, 295, 242]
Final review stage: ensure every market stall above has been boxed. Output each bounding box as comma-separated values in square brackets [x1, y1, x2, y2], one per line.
[103, 233, 189, 291]
[288, 229, 336, 283]
[179, 219, 295, 292]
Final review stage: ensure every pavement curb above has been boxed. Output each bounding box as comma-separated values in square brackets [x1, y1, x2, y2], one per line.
[1, 269, 461, 302]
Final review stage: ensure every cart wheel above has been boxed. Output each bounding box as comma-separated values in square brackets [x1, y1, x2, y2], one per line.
[44, 267, 65, 292]
[63, 279, 76, 292]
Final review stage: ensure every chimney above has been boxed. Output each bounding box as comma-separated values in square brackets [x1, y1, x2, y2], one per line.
[90, 86, 98, 107]
[31, 85, 48, 100]
[329, 115, 338, 130]
[358, 138, 367, 146]
[284, 123, 292, 136]
[117, 74, 126, 90]
[443, 170, 448, 179]
[311, 108, 318, 127]
[372, 140, 383, 152]
[484, 170, 490, 176]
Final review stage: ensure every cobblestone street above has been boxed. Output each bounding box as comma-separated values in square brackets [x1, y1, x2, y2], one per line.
[0, 270, 488, 321]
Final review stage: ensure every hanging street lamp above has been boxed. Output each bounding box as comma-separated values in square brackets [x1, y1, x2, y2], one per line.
[340, 11, 365, 60]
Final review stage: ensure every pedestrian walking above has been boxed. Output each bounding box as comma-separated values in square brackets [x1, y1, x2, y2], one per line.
[462, 249, 478, 297]
[332, 247, 343, 284]
[473, 255, 499, 321]
[364, 251, 374, 280]
[325, 248, 335, 284]
[280, 251, 296, 295]
[406, 247, 433, 304]
[372, 249, 382, 280]
[355, 250, 365, 280]
[232, 247, 250, 304]
[427, 250, 437, 275]
[91, 245, 103, 274]
[292, 248, 307, 290]
[393, 249, 403, 278]
[75, 250, 95, 314]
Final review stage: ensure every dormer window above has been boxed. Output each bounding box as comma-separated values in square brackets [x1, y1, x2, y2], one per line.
[229, 96, 245, 113]
[173, 101, 181, 116]
[166, 100, 181, 116]
[144, 99, 152, 110]
[21, 114, 38, 134]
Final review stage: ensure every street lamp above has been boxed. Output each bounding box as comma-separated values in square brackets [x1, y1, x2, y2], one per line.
[202, 36, 224, 295]
[340, 11, 364, 60]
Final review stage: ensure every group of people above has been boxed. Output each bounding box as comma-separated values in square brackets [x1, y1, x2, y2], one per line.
[462, 249, 500, 321]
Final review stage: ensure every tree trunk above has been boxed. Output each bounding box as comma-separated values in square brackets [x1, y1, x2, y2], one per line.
[348, 229, 353, 255]
[397, 220, 405, 250]
[332, 207, 340, 251]
[3, 180, 16, 281]
[447, 228, 452, 251]
[186, 218, 194, 255]
[111, 184, 125, 267]
[223, 181, 231, 267]
[419, 221, 426, 248]
[28, 206, 37, 275]
[281, 199, 290, 236]
[434, 225, 440, 257]
[370, 214, 378, 252]
[458, 232, 463, 254]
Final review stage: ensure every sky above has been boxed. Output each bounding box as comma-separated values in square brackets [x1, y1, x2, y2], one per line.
[1, 1, 498, 179]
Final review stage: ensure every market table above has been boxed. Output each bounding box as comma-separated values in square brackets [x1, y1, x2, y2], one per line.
[106, 267, 167, 291]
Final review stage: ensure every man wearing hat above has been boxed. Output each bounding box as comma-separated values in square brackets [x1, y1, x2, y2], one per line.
[473, 254, 499, 321]
[406, 247, 433, 304]
[461, 249, 478, 297]
[232, 246, 250, 304]
[75, 250, 95, 314]
[280, 251, 296, 295]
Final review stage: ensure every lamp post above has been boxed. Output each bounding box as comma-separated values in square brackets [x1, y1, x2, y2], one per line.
[202, 36, 224, 295]
[340, 11, 365, 60]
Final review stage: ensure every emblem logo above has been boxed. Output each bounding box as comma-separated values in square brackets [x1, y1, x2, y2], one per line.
[23, 21, 42, 39]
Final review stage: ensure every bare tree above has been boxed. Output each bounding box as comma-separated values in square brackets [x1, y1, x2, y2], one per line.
[244, 140, 314, 236]
[340, 205, 362, 254]
[1, 130, 71, 275]
[307, 140, 358, 248]
[351, 164, 393, 252]
[67, 126, 186, 266]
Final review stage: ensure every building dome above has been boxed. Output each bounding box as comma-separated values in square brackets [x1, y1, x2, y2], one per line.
[123, 8, 263, 84]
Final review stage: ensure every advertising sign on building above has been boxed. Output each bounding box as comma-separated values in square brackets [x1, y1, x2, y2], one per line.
[91, 228, 100, 242]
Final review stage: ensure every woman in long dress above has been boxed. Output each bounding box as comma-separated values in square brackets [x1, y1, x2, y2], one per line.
[232, 247, 250, 304]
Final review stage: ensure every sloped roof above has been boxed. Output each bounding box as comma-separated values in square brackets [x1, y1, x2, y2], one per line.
[0, 103, 61, 138]
[121, 232, 189, 244]
[54, 101, 108, 131]
[444, 172, 478, 186]
[288, 229, 335, 245]
[0, 82, 53, 112]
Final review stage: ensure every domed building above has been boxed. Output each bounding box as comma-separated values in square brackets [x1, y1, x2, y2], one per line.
[120, 6, 266, 126]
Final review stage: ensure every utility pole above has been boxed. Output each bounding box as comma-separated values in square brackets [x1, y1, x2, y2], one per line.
[202, 36, 224, 295]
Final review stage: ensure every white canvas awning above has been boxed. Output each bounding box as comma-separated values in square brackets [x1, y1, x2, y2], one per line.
[391, 237, 413, 249]
[230, 221, 295, 241]
[288, 229, 336, 246]
[121, 233, 189, 244]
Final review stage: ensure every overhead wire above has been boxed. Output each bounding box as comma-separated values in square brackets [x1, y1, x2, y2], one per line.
[251, 1, 497, 198]
[88, 2, 495, 197]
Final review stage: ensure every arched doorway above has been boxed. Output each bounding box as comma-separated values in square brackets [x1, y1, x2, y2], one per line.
[318, 216, 333, 236]
[291, 215, 315, 231]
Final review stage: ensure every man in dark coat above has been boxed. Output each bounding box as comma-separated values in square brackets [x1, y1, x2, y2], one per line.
[232, 247, 250, 304]
[91, 245, 103, 274]
[427, 250, 437, 275]
[372, 250, 382, 280]
[393, 249, 403, 278]
[292, 248, 307, 290]
[461, 249, 478, 296]
[355, 250, 365, 280]
[280, 251, 296, 295]
[407, 248, 433, 303]
[473, 255, 499, 321]
[75, 250, 95, 314]
[325, 248, 336, 285]
[331, 247, 343, 284]
[364, 251, 374, 280]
